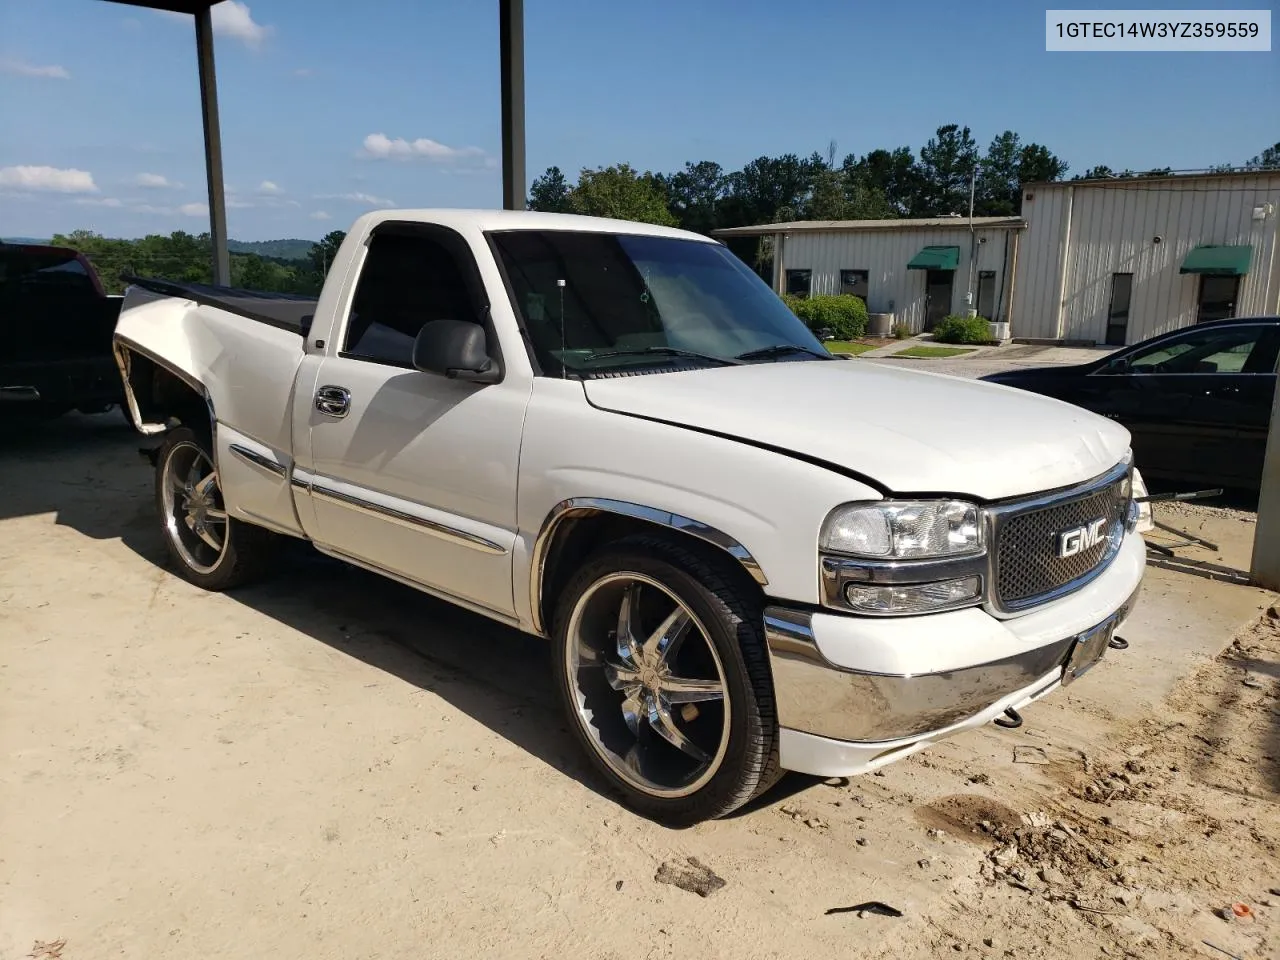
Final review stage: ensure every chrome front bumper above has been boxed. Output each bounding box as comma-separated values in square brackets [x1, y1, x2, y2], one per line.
[764, 530, 1146, 754]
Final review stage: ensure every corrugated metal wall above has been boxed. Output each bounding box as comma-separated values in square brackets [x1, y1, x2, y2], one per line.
[777, 226, 1021, 332]
[1014, 174, 1280, 343]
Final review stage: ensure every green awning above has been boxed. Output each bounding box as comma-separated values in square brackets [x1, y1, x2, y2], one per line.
[1179, 244, 1252, 276]
[906, 245, 960, 270]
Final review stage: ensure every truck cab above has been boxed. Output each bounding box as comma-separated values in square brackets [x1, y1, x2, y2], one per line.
[113, 209, 1144, 825]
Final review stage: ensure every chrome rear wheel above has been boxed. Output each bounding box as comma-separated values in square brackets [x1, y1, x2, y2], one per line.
[160, 440, 228, 575]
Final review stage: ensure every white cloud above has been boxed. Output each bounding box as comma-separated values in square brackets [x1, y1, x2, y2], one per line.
[316, 191, 395, 207]
[360, 133, 489, 165]
[0, 165, 97, 193]
[156, 2, 272, 48]
[293, 68, 313, 77]
[257, 180, 283, 195]
[135, 172, 180, 189]
[74, 197, 124, 207]
[0, 57, 70, 80]
[179, 202, 209, 217]
[310, 211, 331, 221]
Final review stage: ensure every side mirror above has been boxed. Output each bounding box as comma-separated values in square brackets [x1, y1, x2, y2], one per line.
[412, 320, 499, 383]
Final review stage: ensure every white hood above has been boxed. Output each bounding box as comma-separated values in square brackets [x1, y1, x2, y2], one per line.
[582, 360, 1131, 501]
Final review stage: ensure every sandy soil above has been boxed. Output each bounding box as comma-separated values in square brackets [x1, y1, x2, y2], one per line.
[2, 414, 1277, 960]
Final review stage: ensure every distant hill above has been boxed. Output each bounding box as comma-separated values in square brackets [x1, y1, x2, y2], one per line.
[227, 239, 316, 261]
[6, 236, 318, 260]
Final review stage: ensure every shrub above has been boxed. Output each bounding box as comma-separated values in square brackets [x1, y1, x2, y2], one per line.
[891, 321, 913, 340]
[932, 314, 992, 345]
[781, 293, 869, 341]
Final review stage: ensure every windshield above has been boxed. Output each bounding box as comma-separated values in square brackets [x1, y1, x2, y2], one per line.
[488, 230, 828, 376]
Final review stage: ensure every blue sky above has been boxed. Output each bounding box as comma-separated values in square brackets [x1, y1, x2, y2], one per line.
[0, 0, 1275, 240]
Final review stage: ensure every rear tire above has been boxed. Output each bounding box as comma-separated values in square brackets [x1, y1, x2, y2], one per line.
[551, 534, 778, 826]
[154, 425, 276, 591]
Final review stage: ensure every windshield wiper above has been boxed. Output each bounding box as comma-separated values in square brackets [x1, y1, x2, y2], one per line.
[583, 346, 744, 366]
[734, 343, 831, 362]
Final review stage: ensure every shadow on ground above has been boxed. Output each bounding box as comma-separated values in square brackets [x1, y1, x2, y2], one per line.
[1, 410, 805, 822]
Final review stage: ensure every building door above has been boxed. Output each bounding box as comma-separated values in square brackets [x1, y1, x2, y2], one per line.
[925, 270, 953, 331]
[976, 270, 997, 320]
[1197, 276, 1241, 324]
[1105, 273, 1133, 346]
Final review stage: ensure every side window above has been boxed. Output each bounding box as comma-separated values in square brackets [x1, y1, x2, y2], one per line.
[785, 269, 812, 298]
[1115, 325, 1267, 375]
[839, 269, 869, 303]
[1244, 328, 1280, 374]
[342, 232, 480, 367]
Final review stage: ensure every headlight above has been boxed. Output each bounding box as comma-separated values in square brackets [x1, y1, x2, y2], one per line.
[820, 500, 984, 559]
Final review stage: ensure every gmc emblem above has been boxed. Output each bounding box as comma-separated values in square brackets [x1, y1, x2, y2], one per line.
[1056, 517, 1109, 558]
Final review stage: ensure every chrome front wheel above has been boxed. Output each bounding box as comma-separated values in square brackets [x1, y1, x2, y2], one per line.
[553, 536, 778, 824]
[567, 572, 731, 798]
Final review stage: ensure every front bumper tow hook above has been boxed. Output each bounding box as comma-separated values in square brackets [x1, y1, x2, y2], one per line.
[993, 707, 1023, 729]
[1109, 635, 1129, 651]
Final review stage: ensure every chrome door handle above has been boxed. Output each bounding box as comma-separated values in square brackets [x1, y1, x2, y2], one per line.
[315, 385, 351, 418]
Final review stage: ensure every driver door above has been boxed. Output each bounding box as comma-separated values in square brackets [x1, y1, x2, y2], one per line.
[300, 226, 530, 619]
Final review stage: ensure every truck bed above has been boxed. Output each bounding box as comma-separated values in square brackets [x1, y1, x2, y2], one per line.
[122, 276, 319, 337]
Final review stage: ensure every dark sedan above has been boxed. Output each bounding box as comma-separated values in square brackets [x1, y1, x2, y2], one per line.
[982, 316, 1280, 492]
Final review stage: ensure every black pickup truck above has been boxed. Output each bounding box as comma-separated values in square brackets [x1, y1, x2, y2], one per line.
[1, 242, 125, 421]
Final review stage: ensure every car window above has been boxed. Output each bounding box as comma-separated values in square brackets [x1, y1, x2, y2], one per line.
[1107, 325, 1270, 376]
[489, 230, 825, 376]
[0, 249, 97, 299]
[342, 232, 480, 367]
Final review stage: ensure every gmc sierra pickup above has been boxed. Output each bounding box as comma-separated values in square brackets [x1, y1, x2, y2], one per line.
[113, 209, 1144, 825]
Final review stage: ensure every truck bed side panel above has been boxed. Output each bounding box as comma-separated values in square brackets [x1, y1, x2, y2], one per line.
[115, 287, 308, 537]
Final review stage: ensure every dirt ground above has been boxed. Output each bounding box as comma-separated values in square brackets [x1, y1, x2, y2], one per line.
[2, 414, 1278, 960]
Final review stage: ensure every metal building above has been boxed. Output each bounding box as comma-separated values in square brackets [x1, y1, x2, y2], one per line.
[712, 217, 1025, 334]
[1013, 171, 1280, 345]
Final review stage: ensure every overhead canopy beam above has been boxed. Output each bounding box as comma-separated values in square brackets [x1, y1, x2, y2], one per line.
[193, 6, 229, 285]
[1252, 383, 1280, 590]
[499, 0, 526, 211]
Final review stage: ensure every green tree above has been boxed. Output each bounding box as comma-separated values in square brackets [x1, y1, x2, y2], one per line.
[528, 166, 572, 212]
[916, 124, 978, 217]
[307, 230, 346, 279]
[567, 164, 677, 226]
[976, 131, 1023, 216]
[844, 147, 919, 216]
[721, 154, 822, 226]
[1246, 142, 1280, 169]
[1017, 143, 1068, 186]
[977, 133, 1068, 215]
[662, 160, 726, 233]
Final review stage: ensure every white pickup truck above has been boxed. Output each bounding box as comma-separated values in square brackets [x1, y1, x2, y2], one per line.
[113, 209, 1145, 825]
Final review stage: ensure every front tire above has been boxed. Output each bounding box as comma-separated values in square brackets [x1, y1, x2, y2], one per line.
[154, 425, 275, 591]
[551, 535, 779, 826]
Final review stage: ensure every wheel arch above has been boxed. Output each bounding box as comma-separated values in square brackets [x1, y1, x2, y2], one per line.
[114, 336, 216, 441]
[530, 498, 768, 636]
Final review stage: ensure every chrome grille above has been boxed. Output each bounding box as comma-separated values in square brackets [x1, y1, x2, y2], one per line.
[992, 466, 1131, 611]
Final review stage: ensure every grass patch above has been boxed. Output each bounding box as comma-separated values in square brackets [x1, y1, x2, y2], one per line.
[825, 341, 879, 356]
[893, 345, 976, 359]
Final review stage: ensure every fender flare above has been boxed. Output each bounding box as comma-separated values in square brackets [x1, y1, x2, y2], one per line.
[113, 334, 217, 439]
[528, 497, 768, 636]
